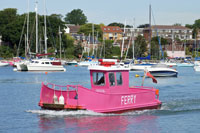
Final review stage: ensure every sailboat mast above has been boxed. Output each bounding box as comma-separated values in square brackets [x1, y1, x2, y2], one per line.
[59, 26, 62, 60]
[27, 0, 29, 57]
[44, 0, 47, 55]
[92, 23, 95, 56]
[35, 1, 38, 54]
[149, 4, 151, 56]
[132, 18, 135, 60]
[120, 19, 126, 60]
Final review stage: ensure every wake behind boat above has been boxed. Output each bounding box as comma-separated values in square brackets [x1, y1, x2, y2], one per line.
[38, 59, 161, 113]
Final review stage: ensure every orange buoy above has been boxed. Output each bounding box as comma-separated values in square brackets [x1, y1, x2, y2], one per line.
[45, 72, 48, 75]
[75, 65, 78, 67]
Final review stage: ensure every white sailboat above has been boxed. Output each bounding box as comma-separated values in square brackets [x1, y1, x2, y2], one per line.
[26, 0, 65, 71]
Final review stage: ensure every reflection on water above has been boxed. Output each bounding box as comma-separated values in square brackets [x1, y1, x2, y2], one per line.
[34, 110, 159, 133]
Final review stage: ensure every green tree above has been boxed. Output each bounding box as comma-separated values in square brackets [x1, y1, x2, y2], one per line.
[134, 35, 147, 58]
[101, 40, 114, 58]
[78, 23, 102, 40]
[62, 34, 75, 58]
[108, 22, 132, 28]
[151, 36, 168, 59]
[173, 23, 181, 26]
[74, 42, 83, 58]
[64, 9, 87, 25]
[0, 8, 17, 32]
[0, 45, 13, 58]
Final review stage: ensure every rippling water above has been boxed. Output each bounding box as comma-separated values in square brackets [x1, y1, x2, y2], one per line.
[0, 66, 200, 133]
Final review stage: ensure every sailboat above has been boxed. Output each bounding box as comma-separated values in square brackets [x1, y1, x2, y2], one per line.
[26, 0, 66, 71]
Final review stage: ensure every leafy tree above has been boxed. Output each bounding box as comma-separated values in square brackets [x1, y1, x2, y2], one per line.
[173, 23, 181, 26]
[0, 8, 17, 32]
[111, 46, 121, 57]
[78, 23, 102, 40]
[108, 22, 132, 28]
[64, 9, 87, 25]
[185, 24, 193, 29]
[62, 34, 75, 58]
[137, 24, 149, 28]
[0, 45, 13, 58]
[74, 42, 83, 58]
[150, 36, 168, 59]
[102, 40, 114, 58]
[134, 35, 147, 58]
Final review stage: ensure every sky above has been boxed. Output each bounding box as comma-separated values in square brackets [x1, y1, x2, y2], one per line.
[1, 0, 200, 27]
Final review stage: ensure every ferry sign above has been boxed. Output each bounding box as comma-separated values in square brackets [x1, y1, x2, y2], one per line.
[121, 95, 136, 105]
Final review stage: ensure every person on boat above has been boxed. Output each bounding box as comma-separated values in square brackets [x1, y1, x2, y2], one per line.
[97, 75, 105, 85]
[109, 73, 115, 86]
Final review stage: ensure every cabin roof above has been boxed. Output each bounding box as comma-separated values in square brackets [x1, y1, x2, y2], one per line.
[88, 65, 129, 71]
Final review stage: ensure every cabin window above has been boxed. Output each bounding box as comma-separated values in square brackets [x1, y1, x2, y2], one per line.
[93, 72, 105, 86]
[109, 73, 115, 86]
[41, 62, 44, 64]
[35, 61, 39, 63]
[116, 72, 123, 85]
[45, 62, 50, 64]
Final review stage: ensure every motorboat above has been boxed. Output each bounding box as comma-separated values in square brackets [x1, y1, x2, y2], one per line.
[66, 60, 78, 66]
[147, 64, 178, 77]
[0, 61, 9, 67]
[194, 61, 200, 72]
[78, 60, 98, 67]
[177, 62, 194, 67]
[38, 59, 161, 113]
[14, 60, 29, 71]
[27, 58, 66, 71]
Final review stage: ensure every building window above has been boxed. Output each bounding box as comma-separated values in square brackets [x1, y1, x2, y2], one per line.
[108, 28, 110, 30]
[93, 72, 105, 86]
[104, 28, 106, 30]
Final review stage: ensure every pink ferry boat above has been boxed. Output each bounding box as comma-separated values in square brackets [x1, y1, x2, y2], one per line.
[38, 59, 161, 113]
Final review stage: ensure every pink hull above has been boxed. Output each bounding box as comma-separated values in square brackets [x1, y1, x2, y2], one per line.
[39, 83, 161, 113]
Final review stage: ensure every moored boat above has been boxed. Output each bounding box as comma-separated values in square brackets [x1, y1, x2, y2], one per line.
[27, 58, 66, 71]
[38, 59, 161, 113]
[147, 64, 178, 77]
[66, 60, 78, 65]
[194, 61, 200, 72]
[0, 61, 9, 67]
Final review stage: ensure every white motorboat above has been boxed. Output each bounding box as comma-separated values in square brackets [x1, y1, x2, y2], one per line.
[147, 64, 178, 77]
[0, 61, 9, 67]
[27, 58, 66, 71]
[66, 60, 78, 65]
[129, 63, 155, 71]
[194, 61, 200, 72]
[78, 60, 98, 67]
